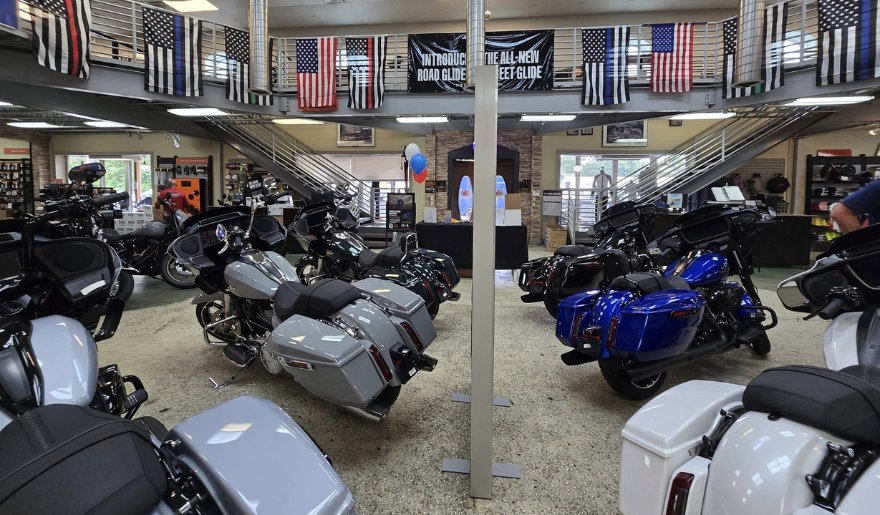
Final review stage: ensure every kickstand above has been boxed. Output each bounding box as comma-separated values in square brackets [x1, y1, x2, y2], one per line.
[208, 357, 255, 390]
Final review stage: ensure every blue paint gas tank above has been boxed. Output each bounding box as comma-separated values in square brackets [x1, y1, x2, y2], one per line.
[671, 252, 729, 287]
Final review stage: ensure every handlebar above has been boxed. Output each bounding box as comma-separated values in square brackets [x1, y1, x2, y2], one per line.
[94, 192, 130, 208]
[816, 298, 846, 321]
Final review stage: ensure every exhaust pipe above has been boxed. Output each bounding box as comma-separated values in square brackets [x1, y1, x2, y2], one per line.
[248, 0, 270, 93]
[625, 337, 736, 382]
[733, 0, 765, 87]
[465, 0, 485, 88]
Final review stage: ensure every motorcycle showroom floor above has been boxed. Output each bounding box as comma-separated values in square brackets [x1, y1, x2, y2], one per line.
[103, 249, 826, 514]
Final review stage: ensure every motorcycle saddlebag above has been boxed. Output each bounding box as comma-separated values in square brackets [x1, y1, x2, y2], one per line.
[743, 365, 880, 445]
[416, 248, 460, 287]
[268, 315, 387, 408]
[614, 290, 705, 361]
[353, 277, 437, 346]
[0, 404, 166, 515]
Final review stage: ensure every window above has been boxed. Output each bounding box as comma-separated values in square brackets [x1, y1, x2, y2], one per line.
[61, 155, 153, 211]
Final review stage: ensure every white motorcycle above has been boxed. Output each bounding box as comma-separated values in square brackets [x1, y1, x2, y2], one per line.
[617, 224, 880, 515]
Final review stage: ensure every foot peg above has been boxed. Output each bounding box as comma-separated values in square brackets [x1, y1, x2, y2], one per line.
[520, 293, 542, 303]
[123, 389, 148, 413]
[418, 353, 438, 372]
[223, 343, 255, 367]
[560, 350, 598, 366]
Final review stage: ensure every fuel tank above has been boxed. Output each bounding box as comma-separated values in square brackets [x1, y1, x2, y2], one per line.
[224, 250, 298, 300]
[667, 251, 728, 287]
[324, 231, 369, 261]
[29, 315, 98, 407]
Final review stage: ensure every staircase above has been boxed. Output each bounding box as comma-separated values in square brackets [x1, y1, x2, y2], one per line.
[618, 107, 823, 203]
[204, 116, 372, 217]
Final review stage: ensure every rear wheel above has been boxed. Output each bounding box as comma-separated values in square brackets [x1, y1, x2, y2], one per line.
[427, 300, 439, 320]
[598, 357, 667, 400]
[544, 298, 560, 318]
[114, 270, 134, 302]
[159, 254, 196, 289]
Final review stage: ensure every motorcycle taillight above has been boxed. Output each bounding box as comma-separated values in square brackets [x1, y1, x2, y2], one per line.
[664, 472, 695, 515]
[368, 344, 393, 382]
[399, 321, 424, 352]
[607, 315, 620, 349]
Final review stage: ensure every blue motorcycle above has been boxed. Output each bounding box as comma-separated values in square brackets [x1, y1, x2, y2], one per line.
[556, 205, 778, 399]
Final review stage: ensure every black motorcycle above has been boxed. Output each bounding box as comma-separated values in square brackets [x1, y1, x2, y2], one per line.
[105, 194, 196, 289]
[519, 201, 660, 318]
[291, 202, 460, 319]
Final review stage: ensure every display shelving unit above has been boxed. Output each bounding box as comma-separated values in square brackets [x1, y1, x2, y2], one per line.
[0, 158, 34, 214]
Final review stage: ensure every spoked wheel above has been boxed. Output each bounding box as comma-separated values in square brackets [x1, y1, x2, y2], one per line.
[544, 298, 560, 318]
[113, 270, 135, 302]
[295, 259, 322, 285]
[196, 301, 239, 344]
[598, 357, 667, 400]
[160, 254, 196, 289]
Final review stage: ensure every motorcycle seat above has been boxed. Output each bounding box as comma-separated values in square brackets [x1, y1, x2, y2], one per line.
[130, 221, 166, 240]
[610, 272, 690, 294]
[358, 246, 406, 269]
[104, 231, 132, 243]
[742, 365, 880, 445]
[274, 279, 363, 320]
[554, 245, 589, 257]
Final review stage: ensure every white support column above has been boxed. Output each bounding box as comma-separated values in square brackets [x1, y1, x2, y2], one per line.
[470, 63, 498, 500]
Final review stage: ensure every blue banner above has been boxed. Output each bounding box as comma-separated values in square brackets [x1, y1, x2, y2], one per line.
[0, 0, 17, 31]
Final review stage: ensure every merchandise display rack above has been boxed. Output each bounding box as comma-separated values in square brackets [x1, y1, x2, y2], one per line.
[0, 158, 34, 214]
[804, 153, 880, 252]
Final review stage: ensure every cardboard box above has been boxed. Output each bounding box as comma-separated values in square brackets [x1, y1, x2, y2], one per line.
[504, 209, 522, 226]
[505, 193, 522, 210]
[544, 223, 568, 251]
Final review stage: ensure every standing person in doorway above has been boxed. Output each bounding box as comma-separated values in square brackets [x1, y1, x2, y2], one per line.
[830, 179, 880, 234]
[155, 179, 190, 220]
[593, 167, 613, 222]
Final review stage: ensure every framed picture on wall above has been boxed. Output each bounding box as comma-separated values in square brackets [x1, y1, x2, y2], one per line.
[580, 127, 594, 135]
[566, 129, 580, 136]
[337, 124, 375, 147]
[603, 121, 647, 147]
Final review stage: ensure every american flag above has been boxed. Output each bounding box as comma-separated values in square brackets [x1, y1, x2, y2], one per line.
[651, 23, 694, 93]
[297, 37, 338, 110]
[224, 27, 273, 105]
[722, 2, 789, 98]
[582, 27, 631, 105]
[29, 0, 92, 78]
[817, 0, 880, 85]
[345, 36, 386, 110]
[143, 7, 202, 96]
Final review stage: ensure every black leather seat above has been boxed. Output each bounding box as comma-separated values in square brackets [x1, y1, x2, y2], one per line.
[274, 279, 362, 320]
[610, 272, 690, 294]
[554, 245, 589, 257]
[742, 365, 880, 445]
[130, 221, 166, 240]
[358, 246, 406, 269]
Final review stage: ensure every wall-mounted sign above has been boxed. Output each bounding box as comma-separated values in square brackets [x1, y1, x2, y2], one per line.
[3, 148, 29, 155]
[407, 30, 554, 93]
[337, 124, 375, 147]
[386, 192, 416, 232]
[0, 0, 18, 32]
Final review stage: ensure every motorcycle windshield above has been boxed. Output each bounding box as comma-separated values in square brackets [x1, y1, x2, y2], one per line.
[179, 206, 250, 234]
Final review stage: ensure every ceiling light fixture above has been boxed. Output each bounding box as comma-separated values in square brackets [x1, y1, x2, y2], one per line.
[161, 0, 218, 13]
[520, 114, 577, 122]
[0, 101, 15, 107]
[273, 118, 324, 125]
[669, 112, 736, 120]
[396, 116, 449, 124]
[7, 122, 62, 129]
[167, 107, 230, 117]
[85, 120, 130, 128]
[785, 95, 874, 106]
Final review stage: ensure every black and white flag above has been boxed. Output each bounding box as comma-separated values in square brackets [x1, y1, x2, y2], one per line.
[346, 36, 386, 109]
[143, 6, 202, 96]
[29, 0, 92, 78]
[817, 0, 880, 85]
[722, 2, 788, 99]
[224, 27, 273, 105]
[582, 27, 630, 105]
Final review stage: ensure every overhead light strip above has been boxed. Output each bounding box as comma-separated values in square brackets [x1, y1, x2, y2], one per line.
[167, 107, 230, 117]
[669, 112, 736, 120]
[785, 95, 874, 106]
[396, 116, 449, 124]
[520, 114, 577, 122]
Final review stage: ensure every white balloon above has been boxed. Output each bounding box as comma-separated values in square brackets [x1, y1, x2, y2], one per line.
[404, 143, 422, 161]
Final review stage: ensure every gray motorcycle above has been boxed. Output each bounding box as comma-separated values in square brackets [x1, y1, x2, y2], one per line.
[168, 202, 438, 421]
[0, 214, 354, 514]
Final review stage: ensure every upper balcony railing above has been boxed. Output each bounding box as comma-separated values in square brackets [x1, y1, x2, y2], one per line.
[12, 0, 819, 95]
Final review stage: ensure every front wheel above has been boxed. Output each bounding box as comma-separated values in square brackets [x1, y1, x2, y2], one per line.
[160, 254, 196, 289]
[748, 332, 772, 356]
[295, 257, 322, 285]
[598, 357, 667, 400]
[195, 301, 239, 344]
[114, 270, 135, 302]
[544, 298, 560, 318]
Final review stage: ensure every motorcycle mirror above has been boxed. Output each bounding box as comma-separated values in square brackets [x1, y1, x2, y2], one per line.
[776, 280, 809, 311]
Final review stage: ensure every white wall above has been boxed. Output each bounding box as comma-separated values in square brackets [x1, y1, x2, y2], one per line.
[0, 137, 30, 158]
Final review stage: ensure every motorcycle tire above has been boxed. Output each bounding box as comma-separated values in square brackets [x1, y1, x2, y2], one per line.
[598, 357, 667, 400]
[159, 253, 197, 289]
[114, 270, 134, 302]
[195, 301, 238, 344]
[748, 332, 772, 356]
[427, 301, 439, 320]
[544, 298, 560, 319]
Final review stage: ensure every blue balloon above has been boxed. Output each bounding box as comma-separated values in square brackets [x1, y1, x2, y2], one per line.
[410, 153, 428, 173]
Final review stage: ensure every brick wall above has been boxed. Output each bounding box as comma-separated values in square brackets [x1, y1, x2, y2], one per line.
[0, 127, 51, 199]
[424, 129, 543, 244]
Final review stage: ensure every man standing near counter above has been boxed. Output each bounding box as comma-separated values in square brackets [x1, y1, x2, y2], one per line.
[830, 179, 880, 234]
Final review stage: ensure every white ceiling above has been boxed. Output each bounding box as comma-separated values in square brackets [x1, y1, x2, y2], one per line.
[192, 0, 738, 31]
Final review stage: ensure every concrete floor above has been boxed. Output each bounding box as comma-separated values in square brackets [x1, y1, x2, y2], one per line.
[99, 250, 827, 514]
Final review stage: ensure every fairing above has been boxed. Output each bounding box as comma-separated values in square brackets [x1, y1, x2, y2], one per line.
[29, 316, 97, 407]
[167, 396, 355, 515]
[824, 312, 861, 370]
